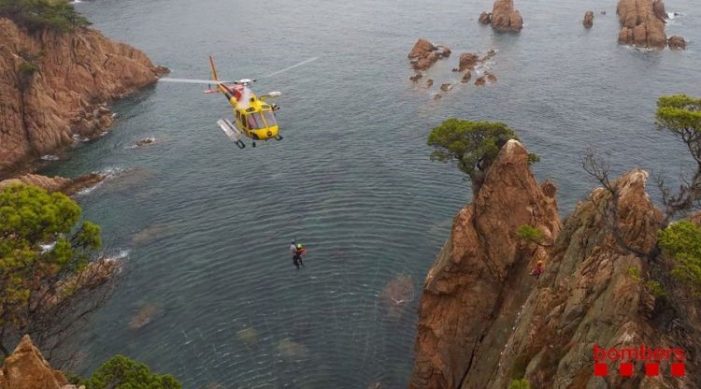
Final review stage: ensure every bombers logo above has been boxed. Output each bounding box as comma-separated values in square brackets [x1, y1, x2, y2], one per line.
[593, 344, 686, 377]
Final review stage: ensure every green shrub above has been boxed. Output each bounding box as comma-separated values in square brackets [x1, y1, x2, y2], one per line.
[18, 61, 38, 77]
[658, 220, 701, 294]
[645, 280, 667, 297]
[85, 355, 181, 389]
[516, 224, 545, 244]
[0, 0, 90, 32]
[509, 378, 531, 389]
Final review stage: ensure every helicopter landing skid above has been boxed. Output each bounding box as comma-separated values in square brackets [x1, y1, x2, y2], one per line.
[217, 119, 246, 149]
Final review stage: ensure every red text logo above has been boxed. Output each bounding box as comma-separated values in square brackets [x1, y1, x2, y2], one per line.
[593, 344, 685, 377]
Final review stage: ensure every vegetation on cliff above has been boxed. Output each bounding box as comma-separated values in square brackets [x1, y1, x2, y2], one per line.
[655, 94, 701, 219]
[0, 184, 106, 356]
[427, 119, 539, 193]
[81, 355, 181, 389]
[0, 0, 89, 32]
[659, 220, 701, 294]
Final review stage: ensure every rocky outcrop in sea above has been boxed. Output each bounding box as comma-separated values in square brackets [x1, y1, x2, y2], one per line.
[479, 0, 523, 33]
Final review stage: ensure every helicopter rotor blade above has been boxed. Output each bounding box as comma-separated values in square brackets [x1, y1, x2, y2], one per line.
[263, 57, 318, 78]
[158, 78, 233, 85]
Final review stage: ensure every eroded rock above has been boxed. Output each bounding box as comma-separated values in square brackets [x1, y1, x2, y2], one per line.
[409, 140, 560, 388]
[481, 0, 523, 32]
[0, 335, 68, 389]
[583, 10, 594, 28]
[408, 39, 451, 71]
[617, 0, 668, 48]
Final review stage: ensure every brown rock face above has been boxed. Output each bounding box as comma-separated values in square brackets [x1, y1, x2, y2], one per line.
[0, 335, 68, 389]
[409, 140, 561, 388]
[583, 11, 594, 28]
[617, 0, 667, 48]
[0, 18, 168, 173]
[489, 0, 523, 32]
[408, 39, 450, 71]
[668, 35, 687, 49]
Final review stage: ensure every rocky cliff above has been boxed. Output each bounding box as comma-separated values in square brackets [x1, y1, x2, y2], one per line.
[410, 140, 561, 388]
[0, 335, 69, 389]
[0, 17, 167, 174]
[411, 143, 701, 387]
[616, 0, 668, 48]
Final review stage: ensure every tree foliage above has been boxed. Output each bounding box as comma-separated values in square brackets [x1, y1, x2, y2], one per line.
[0, 184, 103, 356]
[427, 119, 538, 193]
[655, 94, 701, 219]
[658, 220, 701, 295]
[0, 0, 90, 32]
[84, 355, 182, 389]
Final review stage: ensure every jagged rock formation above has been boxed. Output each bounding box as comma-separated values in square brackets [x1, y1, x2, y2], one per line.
[583, 11, 594, 28]
[0, 335, 68, 389]
[668, 35, 687, 50]
[408, 39, 451, 71]
[411, 147, 701, 387]
[616, 0, 667, 48]
[480, 0, 523, 32]
[0, 173, 104, 195]
[0, 17, 168, 173]
[410, 140, 561, 388]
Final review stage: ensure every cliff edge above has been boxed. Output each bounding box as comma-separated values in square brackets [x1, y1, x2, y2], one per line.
[0, 17, 167, 173]
[410, 140, 561, 388]
[411, 145, 701, 387]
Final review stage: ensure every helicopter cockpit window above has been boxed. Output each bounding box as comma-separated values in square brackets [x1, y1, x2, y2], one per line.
[262, 110, 277, 126]
[246, 112, 266, 129]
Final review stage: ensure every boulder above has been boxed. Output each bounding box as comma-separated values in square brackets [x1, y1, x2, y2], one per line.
[461, 71, 472, 83]
[474, 76, 487, 86]
[409, 73, 423, 82]
[0, 335, 68, 389]
[479, 12, 492, 24]
[583, 10, 594, 28]
[668, 35, 687, 49]
[440, 83, 453, 92]
[458, 53, 480, 72]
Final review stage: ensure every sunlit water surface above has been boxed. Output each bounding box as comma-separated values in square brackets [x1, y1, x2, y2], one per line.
[41, 0, 701, 387]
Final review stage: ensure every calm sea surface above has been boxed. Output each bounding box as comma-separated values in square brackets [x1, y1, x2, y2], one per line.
[42, 0, 701, 387]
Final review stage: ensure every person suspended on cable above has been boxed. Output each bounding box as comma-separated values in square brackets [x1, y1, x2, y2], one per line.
[530, 260, 544, 279]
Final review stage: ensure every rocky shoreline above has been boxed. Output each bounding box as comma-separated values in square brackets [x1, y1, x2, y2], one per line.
[0, 17, 168, 177]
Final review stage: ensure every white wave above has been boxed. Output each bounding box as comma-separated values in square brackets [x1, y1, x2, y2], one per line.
[105, 249, 131, 261]
[72, 134, 90, 143]
[75, 167, 124, 195]
[40, 154, 60, 161]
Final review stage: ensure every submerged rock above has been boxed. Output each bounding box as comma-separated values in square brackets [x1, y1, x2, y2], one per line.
[129, 303, 161, 330]
[380, 274, 415, 318]
[236, 327, 259, 346]
[461, 71, 472, 83]
[458, 53, 480, 72]
[425, 79, 434, 88]
[133, 137, 156, 148]
[439, 83, 453, 92]
[276, 338, 308, 359]
[409, 73, 423, 82]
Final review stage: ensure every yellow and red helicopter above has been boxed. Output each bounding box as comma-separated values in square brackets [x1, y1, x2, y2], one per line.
[160, 56, 317, 148]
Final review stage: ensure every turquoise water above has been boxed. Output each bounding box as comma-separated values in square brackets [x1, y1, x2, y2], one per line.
[41, 0, 701, 387]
